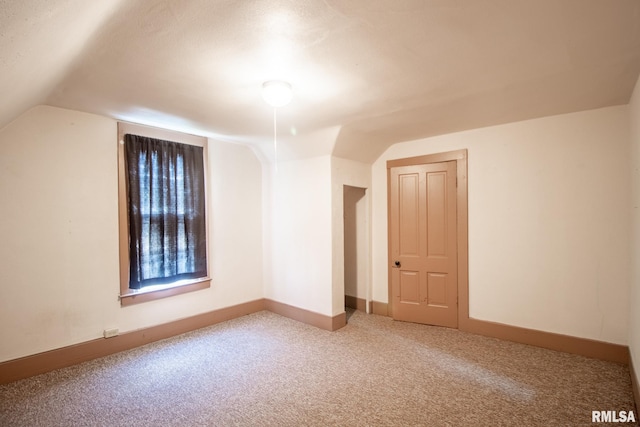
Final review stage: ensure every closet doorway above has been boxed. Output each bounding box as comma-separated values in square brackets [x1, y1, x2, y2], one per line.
[343, 185, 369, 313]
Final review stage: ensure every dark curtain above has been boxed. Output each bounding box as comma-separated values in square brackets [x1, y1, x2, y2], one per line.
[125, 134, 207, 289]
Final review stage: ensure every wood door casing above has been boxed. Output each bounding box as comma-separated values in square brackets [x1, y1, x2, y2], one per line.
[389, 161, 458, 328]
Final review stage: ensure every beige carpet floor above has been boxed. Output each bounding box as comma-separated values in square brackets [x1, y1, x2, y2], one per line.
[0, 309, 636, 426]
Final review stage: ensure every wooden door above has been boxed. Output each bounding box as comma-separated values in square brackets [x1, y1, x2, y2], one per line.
[389, 161, 458, 328]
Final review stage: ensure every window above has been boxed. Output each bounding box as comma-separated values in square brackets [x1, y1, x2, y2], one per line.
[118, 122, 210, 306]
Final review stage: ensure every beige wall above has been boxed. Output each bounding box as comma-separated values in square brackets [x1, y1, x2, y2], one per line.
[0, 105, 264, 362]
[2, 96, 637, 363]
[372, 105, 631, 344]
[629, 75, 640, 380]
[263, 154, 372, 319]
[263, 156, 334, 316]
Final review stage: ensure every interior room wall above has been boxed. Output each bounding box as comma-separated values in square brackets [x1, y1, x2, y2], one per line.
[629, 74, 640, 380]
[371, 105, 631, 345]
[263, 155, 334, 316]
[0, 105, 264, 362]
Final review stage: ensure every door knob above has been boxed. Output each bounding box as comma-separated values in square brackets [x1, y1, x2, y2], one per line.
[394, 260, 401, 267]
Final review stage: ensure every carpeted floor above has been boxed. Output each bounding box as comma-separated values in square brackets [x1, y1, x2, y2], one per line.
[0, 310, 636, 426]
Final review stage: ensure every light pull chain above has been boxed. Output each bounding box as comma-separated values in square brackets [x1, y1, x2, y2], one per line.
[273, 107, 278, 173]
[261, 80, 292, 174]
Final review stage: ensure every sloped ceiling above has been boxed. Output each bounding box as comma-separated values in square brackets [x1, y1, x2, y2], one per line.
[2, 0, 640, 163]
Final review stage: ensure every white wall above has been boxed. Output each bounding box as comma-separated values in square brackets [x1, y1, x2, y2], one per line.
[263, 154, 371, 319]
[0, 105, 264, 362]
[263, 156, 334, 316]
[331, 157, 371, 316]
[629, 75, 640, 380]
[2, 98, 636, 363]
[372, 105, 630, 344]
[207, 135, 264, 305]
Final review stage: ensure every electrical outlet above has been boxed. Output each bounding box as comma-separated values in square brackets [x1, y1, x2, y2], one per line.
[103, 328, 119, 338]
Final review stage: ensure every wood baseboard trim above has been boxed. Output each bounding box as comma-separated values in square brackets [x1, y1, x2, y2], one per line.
[379, 300, 626, 364]
[333, 311, 347, 330]
[345, 295, 367, 311]
[1, 297, 629, 385]
[371, 301, 389, 316]
[630, 351, 640, 415]
[0, 299, 265, 385]
[264, 299, 345, 331]
[462, 317, 628, 364]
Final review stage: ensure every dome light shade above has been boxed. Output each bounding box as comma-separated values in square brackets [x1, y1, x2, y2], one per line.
[262, 80, 293, 107]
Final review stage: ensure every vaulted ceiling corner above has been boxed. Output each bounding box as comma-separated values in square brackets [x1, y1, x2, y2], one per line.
[2, 0, 639, 163]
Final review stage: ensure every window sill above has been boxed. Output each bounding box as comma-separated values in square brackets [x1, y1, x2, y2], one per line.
[119, 278, 211, 307]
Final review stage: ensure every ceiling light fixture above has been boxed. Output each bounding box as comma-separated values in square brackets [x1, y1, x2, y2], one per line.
[262, 80, 293, 172]
[262, 80, 293, 107]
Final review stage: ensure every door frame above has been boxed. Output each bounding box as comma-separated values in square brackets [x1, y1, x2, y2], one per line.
[387, 149, 469, 329]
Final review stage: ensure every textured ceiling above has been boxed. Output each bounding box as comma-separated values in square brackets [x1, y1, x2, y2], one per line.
[2, 0, 640, 163]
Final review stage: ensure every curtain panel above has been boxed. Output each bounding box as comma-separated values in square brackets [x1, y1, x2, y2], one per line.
[124, 134, 207, 289]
